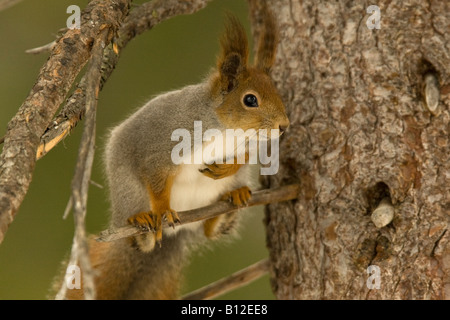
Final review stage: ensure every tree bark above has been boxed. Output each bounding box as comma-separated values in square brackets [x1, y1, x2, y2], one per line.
[249, 0, 450, 299]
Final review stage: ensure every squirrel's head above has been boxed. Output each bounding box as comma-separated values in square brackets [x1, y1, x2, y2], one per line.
[210, 12, 289, 138]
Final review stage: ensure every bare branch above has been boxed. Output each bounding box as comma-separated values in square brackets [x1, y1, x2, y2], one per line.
[55, 28, 110, 301]
[25, 28, 67, 55]
[97, 184, 300, 242]
[35, 0, 212, 160]
[182, 259, 270, 300]
[25, 41, 56, 55]
[0, 0, 131, 244]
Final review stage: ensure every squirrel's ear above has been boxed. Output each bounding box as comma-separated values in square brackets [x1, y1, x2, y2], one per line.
[219, 52, 244, 92]
[217, 13, 248, 92]
[255, 6, 278, 74]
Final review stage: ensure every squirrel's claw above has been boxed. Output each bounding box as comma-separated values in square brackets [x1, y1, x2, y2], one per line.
[221, 186, 252, 206]
[128, 209, 180, 247]
[164, 209, 181, 229]
[199, 166, 220, 179]
[128, 211, 156, 232]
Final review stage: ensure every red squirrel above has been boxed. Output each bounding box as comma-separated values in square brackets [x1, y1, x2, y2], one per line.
[60, 8, 289, 300]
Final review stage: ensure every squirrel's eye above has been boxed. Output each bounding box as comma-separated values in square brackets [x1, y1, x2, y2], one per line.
[243, 94, 258, 107]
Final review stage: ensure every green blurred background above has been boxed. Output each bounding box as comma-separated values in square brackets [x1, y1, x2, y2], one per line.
[0, 0, 273, 299]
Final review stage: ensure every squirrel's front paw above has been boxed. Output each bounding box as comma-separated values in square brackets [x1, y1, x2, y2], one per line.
[221, 186, 252, 206]
[128, 210, 180, 248]
[199, 162, 244, 180]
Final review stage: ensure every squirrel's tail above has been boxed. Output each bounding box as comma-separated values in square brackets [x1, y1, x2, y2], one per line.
[58, 229, 194, 300]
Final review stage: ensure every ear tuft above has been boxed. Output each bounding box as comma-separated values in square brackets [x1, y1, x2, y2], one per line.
[255, 5, 278, 73]
[220, 53, 242, 92]
[217, 13, 249, 92]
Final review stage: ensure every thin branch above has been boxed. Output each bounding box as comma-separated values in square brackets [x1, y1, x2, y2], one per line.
[25, 27, 67, 55]
[0, 0, 23, 12]
[97, 184, 300, 242]
[35, 0, 212, 160]
[25, 40, 56, 55]
[0, 0, 131, 244]
[62, 196, 73, 220]
[182, 259, 270, 300]
[55, 29, 109, 301]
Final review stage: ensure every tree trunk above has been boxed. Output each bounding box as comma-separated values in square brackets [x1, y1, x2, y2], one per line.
[249, 0, 450, 299]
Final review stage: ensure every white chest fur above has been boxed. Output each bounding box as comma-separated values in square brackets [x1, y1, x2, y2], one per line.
[171, 164, 239, 211]
[167, 163, 248, 234]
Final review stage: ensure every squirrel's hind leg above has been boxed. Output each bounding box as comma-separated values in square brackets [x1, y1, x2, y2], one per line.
[203, 186, 252, 238]
[127, 172, 180, 250]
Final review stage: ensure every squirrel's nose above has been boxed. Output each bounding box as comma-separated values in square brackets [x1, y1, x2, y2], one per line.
[279, 125, 288, 134]
[277, 116, 290, 135]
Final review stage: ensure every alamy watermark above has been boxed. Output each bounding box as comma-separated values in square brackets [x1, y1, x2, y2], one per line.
[171, 121, 281, 175]
[65, 265, 81, 290]
[366, 5, 381, 30]
[66, 4, 381, 31]
[366, 265, 381, 289]
[66, 5, 81, 30]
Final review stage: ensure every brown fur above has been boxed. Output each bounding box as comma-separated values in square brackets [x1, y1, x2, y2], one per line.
[60, 235, 188, 300]
[255, 4, 278, 72]
[210, 11, 288, 133]
[62, 237, 130, 300]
